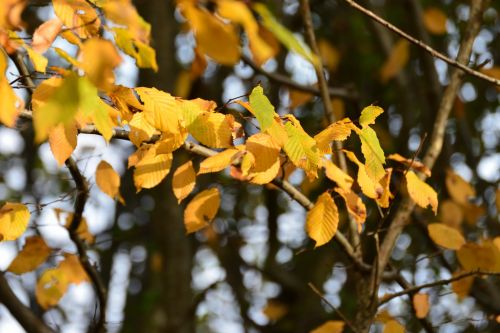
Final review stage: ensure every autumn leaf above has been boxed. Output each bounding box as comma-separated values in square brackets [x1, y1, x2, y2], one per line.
[357, 126, 386, 182]
[80, 38, 122, 92]
[451, 271, 474, 299]
[262, 299, 288, 321]
[318, 39, 341, 72]
[198, 149, 241, 175]
[306, 192, 339, 247]
[96, 160, 124, 204]
[387, 153, 431, 177]
[457, 242, 500, 272]
[136, 87, 183, 135]
[413, 293, 429, 319]
[335, 187, 367, 232]
[321, 158, 353, 192]
[359, 105, 384, 128]
[249, 85, 276, 132]
[172, 160, 196, 203]
[131, 144, 173, 191]
[184, 188, 221, 234]
[245, 133, 281, 184]
[0, 48, 24, 127]
[58, 254, 89, 284]
[314, 118, 354, 154]
[310, 320, 345, 333]
[7, 236, 51, 274]
[128, 111, 157, 147]
[383, 320, 405, 333]
[113, 27, 158, 71]
[63, 214, 94, 244]
[32, 18, 63, 53]
[423, 7, 447, 35]
[0, 202, 30, 242]
[380, 39, 410, 83]
[376, 168, 394, 208]
[48, 122, 77, 166]
[344, 150, 383, 199]
[439, 200, 463, 229]
[427, 223, 465, 250]
[405, 171, 438, 214]
[52, 0, 101, 39]
[36, 268, 69, 309]
[445, 170, 475, 205]
[96, 0, 150, 42]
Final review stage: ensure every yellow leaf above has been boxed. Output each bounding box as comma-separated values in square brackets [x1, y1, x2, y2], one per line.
[284, 115, 320, 178]
[54, 46, 81, 67]
[314, 118, 354, 154]
[113, 27, 157, 71]
[344, 150, 383, 199]
[128, 111, 158, 147]
[387, 153, 431, 177]
[318, 39, 340, 72]
[172, 160, 196, 203]
[0, 0, 27, 30]
[179, 99, 234, 148]
[52, 0, 101, 38]
[423, 7, 447, 35]
[7, 236, 51, 274]
[0, 49, 24, 127]
[413, 293, 429, 319]
[380, 39, 410, 83]
[428, 223, 465, 250]
[136, 87, 183, 135]
[445, 170, 475, 205]
[32, 17, 63, 53]
[306, 192, 339, 248]
[405, 171, 438, 214]
[36, 268, 69, 309]
[58, 253, 89, 284]
[383, 320, 405, 333]
[184, 188, 220, 234]
[439, 200, 463, 229]
[357, 126, 386, 182]
[457, 242, 500, 272]
[249, 85, 276, 132]
[376, 168, 394, 208]
[321, 158, 353, 192]
[156, 128, 188, 154]
[80, 38, 122, 92]
[26, 46, 48, 72]
[132, 144, 173, 191]
[246, 133, 281, 184]
[359, 105, 384, 128]
[96, 160, 124, 203]
[64, 214, 94, 244]
[198, 148, 241, 175]
[48, 122, 77, 166]
[335, 187, 366, 231]
[463, 202, 485, 226]
[262, 299, 288, 321]
[180, 2, 240, 65]
[310, 320, 345, 333]
[217, 0, 274, 66]
[452, 271, 474, 300]
[0, 202, 30, 242]
[97, 0, 150, 42]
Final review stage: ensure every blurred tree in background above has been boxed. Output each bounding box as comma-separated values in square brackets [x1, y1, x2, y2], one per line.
[0, 1, 499, 333]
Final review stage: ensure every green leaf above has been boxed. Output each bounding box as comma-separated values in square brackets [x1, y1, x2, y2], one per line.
[359, 105, 384, 128]
[249, 85, 275, 131]
[283, 115, 320, 177]
[358, 126, 386, 181]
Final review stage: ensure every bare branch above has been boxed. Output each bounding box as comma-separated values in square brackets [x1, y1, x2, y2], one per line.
[380, 270, 500, 306]
[64, 157, 107, 333]
[343, 0, 500, 87]
[0, 272, 55, 333]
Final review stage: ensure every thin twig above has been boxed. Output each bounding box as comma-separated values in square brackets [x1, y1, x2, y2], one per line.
[308, 282, 358, 332]
[380, 270, 500, 306]
[65, 157, 107, 333]
[343, 0, 500, 87]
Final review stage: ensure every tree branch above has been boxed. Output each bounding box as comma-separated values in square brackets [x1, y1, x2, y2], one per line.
[380, 270, 500, 306]
[343, 0, 499, 87]
[0, 272, 55, 333]
[64, 157, 107, 333]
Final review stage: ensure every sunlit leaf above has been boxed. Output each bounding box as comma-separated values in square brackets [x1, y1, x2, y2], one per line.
[32, 18, 64, 53]
[113, 27, 158, 71]
[310, 320, 345, 333]
[7, 236, 51, 274]
[198, 148, 241, 175]
[335, 187, 366, 231]
[413, 293, 429, 319]
[172, 160, 196, 203]
[246, 133, 281, 184]
[359, 105, 384, 128]
[0, 202, 30, 242]
[132, 144, 173, 191]
[306, 192, 339, 248]
[52, 0, 101, 38]
[0, 49, 24, 127]
[80, 38, 122, 91]
[358, 126, 386, 182]
[184, 188, 220, 234]
[321, 158, 353, 192]
[249, 85, 275, 132]
[135, 87, 182, 135]
[380, 39, 409, 83]
[48, 122, 77, 166]
[128, 111, 158, 147]
[58, 253, 89, 284]
[96, 160, 124, 204]
[383, 320, 405, 333]
[387, 153, 431, 177]
[376, 168, 393, 208]
[36, 268, 69, 309]
[314, 118, 354, 154]
[405, 171, 438, 214]
[344, 150, 383, 199]
[445, 170, 475, 205]
[428, 223, 465, 250]
[423, 7, 447, 35]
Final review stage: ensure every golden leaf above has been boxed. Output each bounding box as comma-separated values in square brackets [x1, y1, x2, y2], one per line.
[413, 293, 429, 319]
[451, 270, 474, 300]
[457, 242, 500, 272]
[64, 214, 94, 244]
[7, 236, 51, 274]
[310, 320, 345, 333]
[36, 268, 69, 309]
[423, 7, 447, 35]
[198, 148, 241, 175]
[376, 168, 393, 208]
[321, 158, 353, 192]
[172, 160, 196, 203]
[427, 223, 465, 250]
[128, 111, 157, 147]
[48, 122, 77, 166]
[357, 126, 386, 182]
[0, 0, 27, 30]
[180, 2, 240, 65]
[314, 118, 354, 154]
[184, 188, 221, 234]
[96, 160, 124, 204]
[0, 202, 30, 242]
[113, 27, 157, 71]
[136, 87, 183, 135]
[246, 133, 281, 184]
[32, 18, 64, 53]
[380, 39, 409, 83]
[80, 38, 122, 92]
[344, 150, 383, 199]
[97, 0, 150, 42]
[52, 0, 101, 38]
[58, 253, 89, 284]
[132, 144, 173, 191]
[306, 192, 339, 248]
[0, 49, 24, 127]
[359, 105, 384, 128]
[439, 200, 463, 229]
[405, 171, 438, 214]
[383, 320, 405, 333]
[335, 187, 366, 231]
[262, 299, 288, 321]
[387, 153, 431, 177]
[445, 170, 475, 205]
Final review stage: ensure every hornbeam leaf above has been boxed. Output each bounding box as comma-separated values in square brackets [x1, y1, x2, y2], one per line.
[0, 49, 24, 127]
[48, 122, 77, 166]
[113, 28, 158, 71]
[184, 188, 220, 234]
[96, 160, 124, 204]
[306, 192, 339, 248]
[321, 158, 353, 192]
[249, 85, 275, 132]
[428, 223, 465, 250]
[245, 133, 281, 184]
[52, 0, 101, 39]
[7, 236, 51, 274]
[314, 118, 355, 154]
[310, 321, 345, 333]
[359, 105, 384, 128]
[136, 87, 182, 135]
[358, 126, 386, 182]
[405, 171, 438, 214]
[132, 144, 173, 191]
[198, 148, 241, 175]
[172, 161, 196, 203]
[335, 187, 366, 232]
[0, 203, 30, 242]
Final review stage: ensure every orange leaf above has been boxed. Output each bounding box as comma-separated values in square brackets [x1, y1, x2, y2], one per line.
[184, 188, 220, 234]
[427, 223, 465, 250]
[423, 7, 447, 35]
[445, 170, 475, 205]
[7, 236, 51, 274]
[172, 160, 196, 203]
[335, 187, 366, 232]
[96, 160, 124, 204]
[48, 122, 77, 166]
[413, 293, 430, 318]
[32, 18, 63, 53]
[310, 320, 345, 333]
